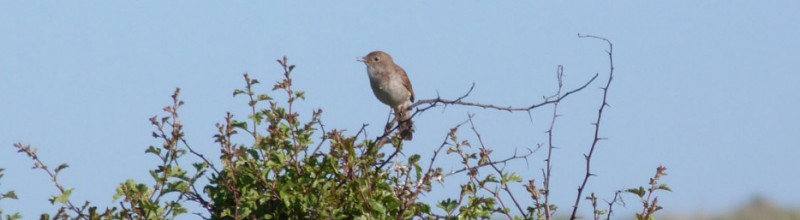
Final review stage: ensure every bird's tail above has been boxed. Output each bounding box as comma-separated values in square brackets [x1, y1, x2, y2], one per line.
[398, 110, 414, 141]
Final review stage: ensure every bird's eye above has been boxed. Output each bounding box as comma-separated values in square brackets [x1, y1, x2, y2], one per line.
[373, 57, 380, 62]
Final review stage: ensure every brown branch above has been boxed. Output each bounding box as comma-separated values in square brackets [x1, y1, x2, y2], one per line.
[466, 115, 527, 218]
[374, 73, 596, 172]
[310, 118, 330, 157]
[404, 118, 470, 218]
[181, 138, 220, 175]
[444, 146, 538, 178]
[570, 34, 615, 220]
[448, 115, 513, 220]
[13, 143, 88, 220]
[640, 166, 668, 219]
[242, 73, 260, 142]
[543, 65, 565, 219]
[605, 190, 624, 220]
[409, 73, 597, 114]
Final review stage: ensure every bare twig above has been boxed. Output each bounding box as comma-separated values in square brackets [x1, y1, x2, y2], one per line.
[181, 138, 220, 175]
[311, 115, 329, 156]
[444, 147, 538, 178]
[543, 65, 565, 219]
[374, 73, 596, 172]
[569, 34, 615, 220]
[409, 74, 597, 116]
[605, 190, 624, 220]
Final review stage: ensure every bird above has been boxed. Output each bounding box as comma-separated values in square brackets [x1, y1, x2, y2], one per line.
[358, 51, 415, 140]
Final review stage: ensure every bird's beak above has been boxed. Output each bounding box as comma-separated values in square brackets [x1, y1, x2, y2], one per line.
[356, 56, 365, 62]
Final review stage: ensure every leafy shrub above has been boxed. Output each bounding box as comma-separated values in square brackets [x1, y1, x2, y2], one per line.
[4, 36, 669, 220]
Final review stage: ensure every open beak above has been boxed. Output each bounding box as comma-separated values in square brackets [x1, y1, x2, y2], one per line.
[356, 56, 366, 62]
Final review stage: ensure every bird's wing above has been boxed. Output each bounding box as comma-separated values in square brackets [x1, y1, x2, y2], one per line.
[396, 64, 414, 102]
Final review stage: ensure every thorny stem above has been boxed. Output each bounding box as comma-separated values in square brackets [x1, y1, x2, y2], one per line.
[606, 190, 623, 220]
[543, 65, 565, 220]
[409, 74, 597, 115]
[375, 73, 597, 172]
[570, 34, 615, 220]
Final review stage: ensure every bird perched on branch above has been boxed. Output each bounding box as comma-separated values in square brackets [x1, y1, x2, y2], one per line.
[359, 51, 415, 140]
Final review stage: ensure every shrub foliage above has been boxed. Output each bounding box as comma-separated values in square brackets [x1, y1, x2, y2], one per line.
[3, 37, 669, 220]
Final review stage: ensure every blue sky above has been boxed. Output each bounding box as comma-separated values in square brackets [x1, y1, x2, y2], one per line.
[2, 1, 799, 218]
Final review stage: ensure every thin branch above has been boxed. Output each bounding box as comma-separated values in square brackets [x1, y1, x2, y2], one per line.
[401, 118, 471, 218]
[444, 147, 539, 178]
[543, 65, 565, 219]
[605, 190, 624, 220]
[375, 73, 596, 172]
[13, 143, 88, 220]
[449, 115, 513, 219]
[409, 74, 597, 115]
[570, 34, 615, 220]
[466, 115, 527, 218]
[181, 138, 220, 175]
[310, 118, 329, 156]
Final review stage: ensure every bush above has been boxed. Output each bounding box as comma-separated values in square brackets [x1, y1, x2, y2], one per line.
[3, 36, 669, 220]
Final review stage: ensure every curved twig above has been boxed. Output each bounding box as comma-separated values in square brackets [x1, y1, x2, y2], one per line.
[569, 33, 615, 220]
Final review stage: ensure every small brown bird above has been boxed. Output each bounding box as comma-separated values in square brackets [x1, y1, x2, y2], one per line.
[358, 51, 415, 140]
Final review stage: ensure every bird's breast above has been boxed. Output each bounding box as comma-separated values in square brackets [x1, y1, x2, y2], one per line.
[368, 70, 410, 107]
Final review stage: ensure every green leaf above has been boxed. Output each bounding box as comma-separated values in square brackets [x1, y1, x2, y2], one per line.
[501, 173, 523, 185]
[2, 191, 18, 200]
[113, 187, 123, 201]
[414, 163, 422, 180]
[54, 163, 69, 174]
[657, 184, 672, 192]
[626, 186, 646, 198]
[166, 166, 187, 178]
[167, 181, 190, 193]
[172, 204, 188, 217]
[231, 120, 248, 130]
[145, 146, 162, 156]
[368, 199, 386, 214]
[192, 162, 208, 171]
[257, 94, 272, 101]
[484, 174, 498, 183]
[408, 154, 421, 164]
[7, 213, 22, 220]
[233, 89, 245, 97]
[419, 203, 431, 213]
[49, 188, 73, 205]
[437, 198, 458, 212]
